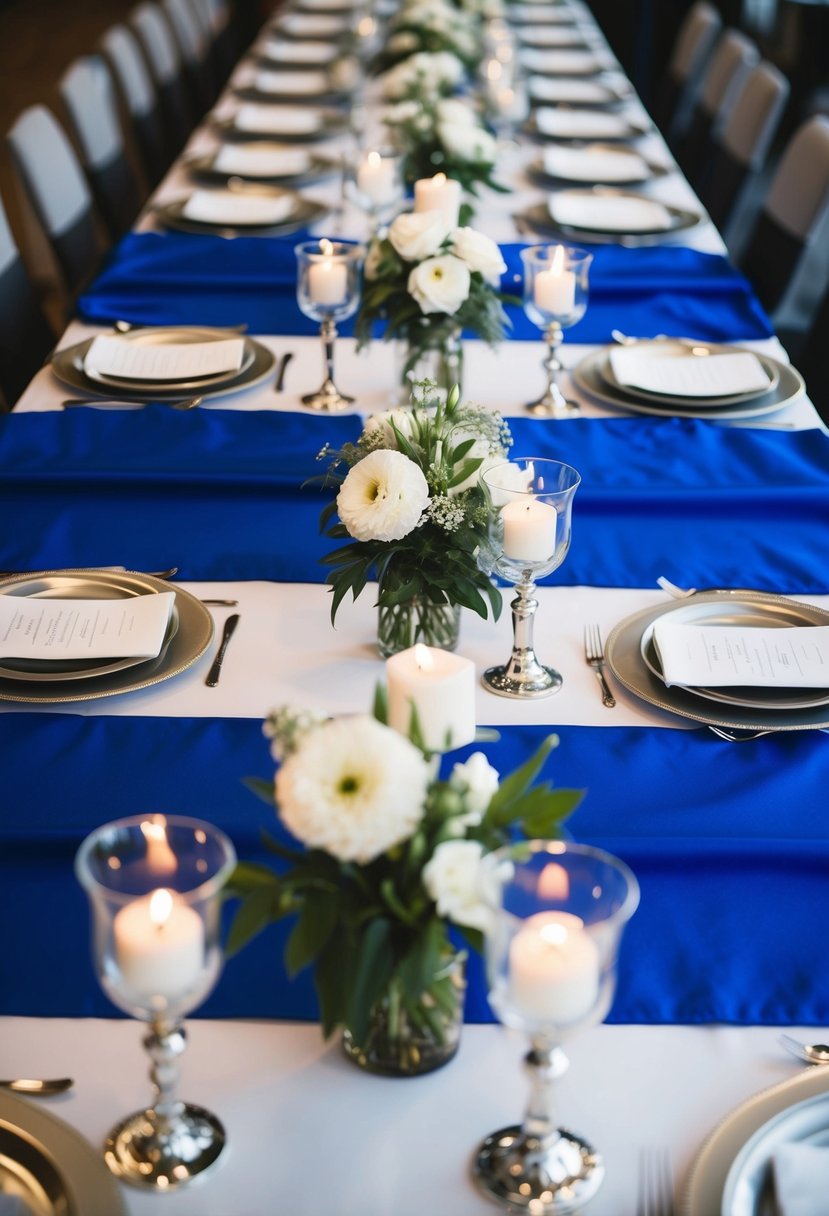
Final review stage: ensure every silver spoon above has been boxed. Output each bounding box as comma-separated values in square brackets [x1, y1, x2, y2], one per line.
[0, 1077, 74, 1095]
[780, 1034, 829, 1065]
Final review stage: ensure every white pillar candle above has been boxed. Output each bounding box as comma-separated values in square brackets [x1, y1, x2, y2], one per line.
[533, 245, 575, 316]
[357, 151, 397, 206]
[413, 173, 461, 229]
[508, 910, 600, 1024]
[501, 498, 557, 562]
[307, 239, 348, 306]
[114, 888, 204, 1002]
[386, 643, 476, 752]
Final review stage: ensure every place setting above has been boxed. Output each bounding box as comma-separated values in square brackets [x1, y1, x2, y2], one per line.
[212, 101, 346, 144]
[571, 337, 806, 420]
[520, 46, 616, 76]
[528, 142, 670, 188]
[270, 10, 351, 39]
[603, 587, 829, 735]
[184, 142, 340, 189]
[527, 74, 631, 108]
[232, 65, 347, 107]
[153, 181, 329, 238]
[516, 185, 702, 246]
[50, 325, 277, 403]
[255, 35, 344, 71]
[0, 569, 214, 705]
[516, 23, 594, 48]
[527, 104, 651, 143]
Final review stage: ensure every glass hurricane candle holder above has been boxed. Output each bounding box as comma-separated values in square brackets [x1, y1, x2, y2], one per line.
[75, 814, 236, 1191]
[346, 149, 404, 236]
[520, 244, 592, 418]
[478, 457, 580, 698]
[295, 238, 364, 411]
[473, 840, 640, 1215]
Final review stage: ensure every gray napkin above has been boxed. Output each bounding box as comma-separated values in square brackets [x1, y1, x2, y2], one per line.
[773, 1142, 829, 1216]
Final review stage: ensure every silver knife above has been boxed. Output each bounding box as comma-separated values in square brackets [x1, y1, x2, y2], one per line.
[205, 613, 240, 687]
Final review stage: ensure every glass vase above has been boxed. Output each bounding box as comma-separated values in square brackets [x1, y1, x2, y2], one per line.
[396, 329, 463, 404]
[377, 597, 461, 658]
[342, 952, 466, 1076]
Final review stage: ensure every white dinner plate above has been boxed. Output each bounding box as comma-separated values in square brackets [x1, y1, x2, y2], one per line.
[600, 340, 780, 407]
[722, 1091, 829, 1215]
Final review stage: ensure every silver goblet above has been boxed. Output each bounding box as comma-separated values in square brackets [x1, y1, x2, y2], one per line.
[520, 244, 592, 418]
[295, 238, 364, 411]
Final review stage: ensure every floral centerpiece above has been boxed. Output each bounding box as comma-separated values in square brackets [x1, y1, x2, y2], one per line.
[374, 0, 482, 75]
[228, 701, 583, 1075]
[356, 207, 512, 396]
[383, 96, 504, 196]
[378, 49, 467, 102]
[317, 383, 511, 656]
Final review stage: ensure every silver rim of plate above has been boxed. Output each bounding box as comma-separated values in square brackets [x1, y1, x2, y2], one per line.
[0, 570, 213, 703]
[51, 328, 275, 399]
[517, 197, 700, 245]
[233, 82, 346, 105]
[184, 148, 339, 187]
[679, 1067, 829, 1216]
[528, 81, 630, 108]
[0, 1089, 127, 1215]
[529, 116, 650, 142]
[154, 193, 329, 239]
[605, 590, 829, 731]
[572, 345, 805, 420]
[598, 339, 782, 408]
[212, 113, 344, 143]
[528, 145, 670, 187]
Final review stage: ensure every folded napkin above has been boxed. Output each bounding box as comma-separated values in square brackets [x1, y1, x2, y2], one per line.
[260, 37, 339, 63]
[608, 349, 771, 397]
[548, 192, 674, 232]
[277, 12, 348, 35]
[536, 107, 639, 138]
[531, 76, 621, 103]
[519, 24, 588, 45]
[774, 1143, 829, 1216]
[212, 145, 313, 177]
[543, 144, 651, 182]
[233, 104, 322, 135]
[521, 48, 607, 73]
[252, 68, 330, 95]
[181, 189, 297, 227]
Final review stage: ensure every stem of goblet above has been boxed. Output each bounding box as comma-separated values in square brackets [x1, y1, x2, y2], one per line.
[543, 321, 567, 408]
[320, 316, 339, 394]
[522, 1039, 569, 1145]
[511, 578, 539, 663]
[145, 1018, 187, 1127]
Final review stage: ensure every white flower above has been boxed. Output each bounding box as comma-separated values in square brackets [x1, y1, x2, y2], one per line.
[337, 449, 429, 542]
[484, 459, 535, 505]
[438, 120, 497, 165]
[383, 100, 421, 125]
[423, 840, 492, 932]
[263, 706, 328, 763]
[388, 210, 449, 261]
[408, 254, 471, 315]
[363, 408, 417, 448]
[364, 241, 384, 281]
[436, 98, 479, 128]
[427, 52, 466, 85]
[388, 30, 419, 53]
[450, 227, 506, 278]
[449, 752, 499, 824]
[276, 716, 430, 863]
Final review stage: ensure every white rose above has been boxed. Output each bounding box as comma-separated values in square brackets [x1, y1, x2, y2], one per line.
[436, 98, 479, 128]
[337, 449, 429, 542]
[408, 254, 471, 315]
[450, 227, 506, 278]
[438, 120, 497, 164]
[422, 840, 492, 932]
[389, 210, 449, 261]
[276, 715, 430, 864]
[363, 408, 417, 448]
[450, 752, 499, 824]
[429, 52, 466, 85]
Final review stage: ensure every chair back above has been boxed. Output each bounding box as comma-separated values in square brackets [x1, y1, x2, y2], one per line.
[653, 2, 722, 141]
[0, 194, 55, 407]
[6, 105, 102, 296]
[162, 0, 216, 110]
[131, 1, 194, 154]
[59, 55, 143, 239]
[100, 23, 169, 185]
[679, 29, 759, 182]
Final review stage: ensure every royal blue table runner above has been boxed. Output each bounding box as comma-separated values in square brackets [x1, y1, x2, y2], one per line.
[77, 234, 773, 344]
[1, 713, 827, 1026]
[1, 410, 827, 592]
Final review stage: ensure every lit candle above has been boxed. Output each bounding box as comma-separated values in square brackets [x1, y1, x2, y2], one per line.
[501, 498, 557, 563]
[141, 816, 177, 876]
[114, 888, 204, 1001]
[307, 239, 348, 306]
[533, 245, 575, 316]
[508, 910, 600, 1024]
[386, 643, 476, 752]
[413, 173, 461, 228]
[357, 151, 397, 207]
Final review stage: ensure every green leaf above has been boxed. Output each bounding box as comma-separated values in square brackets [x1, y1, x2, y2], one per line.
[485, 734, 560, 827]
[285, 889, 339, 977]
[397, 917, 449, 1006]
[315, 924, 354, 1038]
[520, 787, 586, 839]
[242, 775, 275, 806]
[380, 877, 417, 926]
[346, 918, 395, 1044]
[225, 881, 285, 957]
[373, 681, 388, 725]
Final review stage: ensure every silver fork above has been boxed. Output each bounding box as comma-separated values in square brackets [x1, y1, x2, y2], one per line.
[638, 1148, 674, 1216]
[583, 623, 616, 708]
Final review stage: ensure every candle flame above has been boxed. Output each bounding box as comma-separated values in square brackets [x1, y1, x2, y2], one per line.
[319, 238, 334, 257]
[141, 815, 177, 875]
[432, 172, 447, 185]
[149, 888, 173, 929]
[538, 862, 570, 901]
[551, 245, 565, 275]
[486, 59, 502, 82]
[414, 643, 433, 671]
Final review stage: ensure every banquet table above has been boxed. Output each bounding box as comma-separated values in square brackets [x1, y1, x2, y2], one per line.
[2, 0, 829, 1213]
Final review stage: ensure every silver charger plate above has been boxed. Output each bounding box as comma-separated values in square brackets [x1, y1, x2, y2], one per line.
[154, 194, 328, 239]
[639, 597, 829, 711]
[0, 1088, 127, 1215]
[518, 29, 592, 48]
[184, 148, 339, 187]
[516, 198, 700, 246]
[0, 570, 213, 704]
[605, 591, 829, 731]
[81, 325, 254, 392]
[528, 80, 630, 108]
[680, 1068, 829, 1216]
[528, 145, 670, 187]
[212, 112, 345, 143]
[52, 331, 275, 400]
[721, 1091, 829, 1215]
[233, 82, 346, 106]
[528, 114, 650, 142]
[572, 346, 805, 420]
[600, 339, 780, 407]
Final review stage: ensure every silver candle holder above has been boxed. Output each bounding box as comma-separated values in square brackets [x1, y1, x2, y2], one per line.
[520, 245, 592, 418]
[295, 238, 364, 411]
[478, 457, 580, 698]
[75, 814, 236, 1191]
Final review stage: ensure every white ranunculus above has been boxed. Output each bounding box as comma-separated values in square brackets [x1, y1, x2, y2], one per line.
[388, 210, 449, 261]
[450, 227, 506, 278]
[450, 752, 499, 823]
[363, 408, 417, 449]
[408, 254, 471, 315]
[337, 449, 429, 542]
[436, 98, 479, 128]
[276, 715, 430, 863]
[438, 120, 497, 165]
[422, 839, 492, 932]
